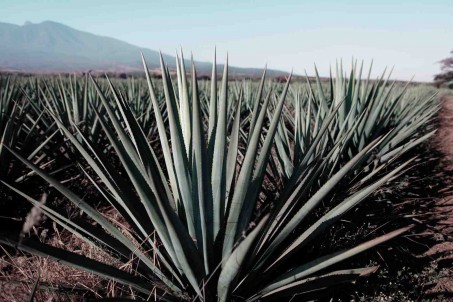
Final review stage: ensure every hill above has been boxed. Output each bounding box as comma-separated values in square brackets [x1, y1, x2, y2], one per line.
[0, 21, 284, 77]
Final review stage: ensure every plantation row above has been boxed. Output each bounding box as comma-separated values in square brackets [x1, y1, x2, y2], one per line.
[0, 53, 439, 301]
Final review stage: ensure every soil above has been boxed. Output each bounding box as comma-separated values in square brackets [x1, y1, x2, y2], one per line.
[425, 95, 453, 300]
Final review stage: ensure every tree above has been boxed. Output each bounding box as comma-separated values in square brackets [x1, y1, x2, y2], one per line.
[434, 50, 453, 88]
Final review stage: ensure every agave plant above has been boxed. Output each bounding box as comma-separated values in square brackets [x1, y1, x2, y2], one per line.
[0, 76, 95, 186]
[267, 62, 438, 188]
[0, 77, 63, 181]
[0, 76, 18, 179]
[0, 52, 437, 301]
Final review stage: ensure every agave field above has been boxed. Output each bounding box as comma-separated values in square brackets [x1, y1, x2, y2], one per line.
[0, 52, 443, 301]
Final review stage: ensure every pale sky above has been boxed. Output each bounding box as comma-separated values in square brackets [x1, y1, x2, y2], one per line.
[1, 0, 452, 82]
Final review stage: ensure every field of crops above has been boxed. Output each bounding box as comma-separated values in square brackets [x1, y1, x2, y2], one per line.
[0, 53, 447, 301]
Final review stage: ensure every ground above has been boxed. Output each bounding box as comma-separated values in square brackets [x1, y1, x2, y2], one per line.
[425, 95, 453, 301]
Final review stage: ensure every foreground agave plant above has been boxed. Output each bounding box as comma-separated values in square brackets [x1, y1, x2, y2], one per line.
[1, 51, 437, 301]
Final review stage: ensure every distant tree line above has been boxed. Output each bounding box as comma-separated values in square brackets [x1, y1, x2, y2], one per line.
[435, 50, 453, 88]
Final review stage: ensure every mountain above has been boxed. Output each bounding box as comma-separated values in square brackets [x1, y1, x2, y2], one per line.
[0, 21, 284, 77]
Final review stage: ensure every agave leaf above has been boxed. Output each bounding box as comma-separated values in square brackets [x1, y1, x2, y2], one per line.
[159, 53, 196, 240]
[222, 87, 273, 259]
[313, 65, 328, 113]
[191, 60, 212, 274]
[225, 89, 243, 208]
[0, 236, 179, 299]
[259, 266, 379, 300]
[4, 145, 181, 293]
[248, 67, 267, 144]
[25, 129, 58, 161]
[379, 130, 435, 163]
[92, 105, 205, 295]
[104, 76, 178, 213]
[45, 104, 158, 247]
[178, 49, 192, 156]
[254, 225, 413, 298]
[218, 215, 269, 302]
[208, 48, 217, 143]
[211, 56, 229, 239]
[3, 181, 132, 260]
[27, 271, 40, 302]
[235, 74, 292, 241]
[142, 53, 181, 210]
[88, 75, 144, 173]
[269, 157, 415, 270]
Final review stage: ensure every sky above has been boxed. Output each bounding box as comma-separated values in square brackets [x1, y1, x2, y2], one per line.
[1, 0, 452, 82]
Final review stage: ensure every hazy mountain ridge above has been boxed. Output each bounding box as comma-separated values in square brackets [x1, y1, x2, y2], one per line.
[0, 21, 284, 76]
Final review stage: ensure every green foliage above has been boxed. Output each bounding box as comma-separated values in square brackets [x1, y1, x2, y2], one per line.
[435, 50, 453, 88]
[0, 53, 439, 301]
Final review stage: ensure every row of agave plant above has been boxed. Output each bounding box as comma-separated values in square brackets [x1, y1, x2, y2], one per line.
[0, 51, 438, 301]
